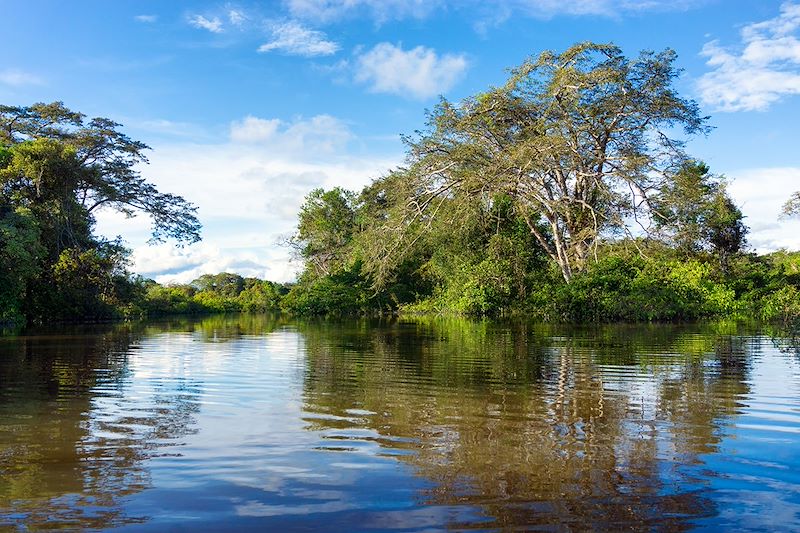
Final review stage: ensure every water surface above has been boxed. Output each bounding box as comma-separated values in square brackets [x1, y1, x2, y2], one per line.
[1, 316, 799, 531]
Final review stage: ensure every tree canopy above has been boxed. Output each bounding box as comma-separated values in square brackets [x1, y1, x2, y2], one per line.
[0, 101, 201, 324]
[1, 102, 201, 245]
[359, 42, 709, 283]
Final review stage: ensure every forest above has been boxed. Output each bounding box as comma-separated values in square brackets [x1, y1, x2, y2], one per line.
[2, 43, 800, 328]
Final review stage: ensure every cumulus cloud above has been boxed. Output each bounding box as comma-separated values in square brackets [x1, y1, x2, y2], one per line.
[189, 14, 224, 33]
[726, 166, 800, 252]
[0, 69, 43, 86]
[354, 43, 468, 99]
[94, 114, 397, 283]
[229, 114, 351, 153]
[257, 20, 340, 56]
[698, 2, 800, 111]
[134, 14, 157, 23]
[229, 116, 282, 143]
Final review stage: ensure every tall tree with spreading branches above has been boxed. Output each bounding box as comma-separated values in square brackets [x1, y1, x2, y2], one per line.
[360, 42, 708, 283]
[1, 101, 201, 247]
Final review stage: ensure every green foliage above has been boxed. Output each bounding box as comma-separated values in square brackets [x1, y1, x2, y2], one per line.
[142, 284, 201, 316]
[760, 286, 800, 324]
[526, 257, 739, 322]
[407, 198, 546, 316]
[21, 241, 138, 322]
[137, 274, 287, 317]
[652, 162, 746, 274]
[237, 280, 284, 313]
[281, 268, 370, 316]
[765, 249, 800, 275]
[191, 272, 245, 297]
[0, 207, 43, 325]
[0, 145, 11, 168]
[0, 102, 202, 325]
[292, 187, 356, 277]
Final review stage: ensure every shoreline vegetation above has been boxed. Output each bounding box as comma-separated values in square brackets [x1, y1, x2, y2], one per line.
[2, 42, 800, 330]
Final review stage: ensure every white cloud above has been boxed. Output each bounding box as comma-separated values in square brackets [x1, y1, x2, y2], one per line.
[94, 114, 398, 283]
[698, 2, 800, 111]
[257, 20, 339, 56]
[189, 14, 224, 33]
[229, 114, 351, 153]
[354, 43, 468, 99]
[230, 116, 282, 143]
[134, 14, 157, 23]
[228, 9, 247, 25]
[0, 69, 43, 86]
[727, 167, 800, 252]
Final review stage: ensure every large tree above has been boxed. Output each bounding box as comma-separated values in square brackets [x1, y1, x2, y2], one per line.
[0, 102, 201, 322]
[363, 42, 707, 282]
[1, 101, 201, 246]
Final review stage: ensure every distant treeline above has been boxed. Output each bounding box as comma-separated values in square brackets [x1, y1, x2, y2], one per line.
[138, 273, 288, 317]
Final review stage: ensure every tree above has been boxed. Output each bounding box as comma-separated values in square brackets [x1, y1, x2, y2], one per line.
[291, 187, 356, 277]
[362, 42, 707, 282]
[0, 102, 201, 246]
[783, 192, 800, 218]
[0, 102, 201, 323]
[705, 187, 747, 272]
[652, 161, 747, 270]
[0, 206, 43, 324]
[191, 272, 245, 296]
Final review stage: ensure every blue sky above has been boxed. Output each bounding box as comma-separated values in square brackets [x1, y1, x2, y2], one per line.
[2, 0, 799, 282]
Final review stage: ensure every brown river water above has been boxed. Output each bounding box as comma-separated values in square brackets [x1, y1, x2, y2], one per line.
[1, 315, 799, 531]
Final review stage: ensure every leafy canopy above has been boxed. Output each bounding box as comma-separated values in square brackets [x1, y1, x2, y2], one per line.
[1, 101, 201, 245]
[361, 42, 708, 282]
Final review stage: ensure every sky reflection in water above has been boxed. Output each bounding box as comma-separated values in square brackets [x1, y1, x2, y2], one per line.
[1, 316, 799, 531]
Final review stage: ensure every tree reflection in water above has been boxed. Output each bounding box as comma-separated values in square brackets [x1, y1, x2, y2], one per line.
[0, 316, 777, 531]
[299, 319, 754, 530]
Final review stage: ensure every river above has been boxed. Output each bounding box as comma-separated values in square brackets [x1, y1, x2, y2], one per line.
[1, 315, 799, 531]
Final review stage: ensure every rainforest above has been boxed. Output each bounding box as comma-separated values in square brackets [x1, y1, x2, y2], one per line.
[2, 44, 799, 329]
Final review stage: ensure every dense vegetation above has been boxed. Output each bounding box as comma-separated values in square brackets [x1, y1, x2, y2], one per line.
[139, 273, 288, 316]
[0, 102, 201, 326]
[2, 43, 799, 327]
[280, 43, 800, 323]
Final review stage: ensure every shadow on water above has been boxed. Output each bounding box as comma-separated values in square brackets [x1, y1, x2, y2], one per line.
[298, 318, 757, 531]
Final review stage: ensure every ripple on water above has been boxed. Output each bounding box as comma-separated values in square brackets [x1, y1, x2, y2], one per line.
[1, 320, 800, 531]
